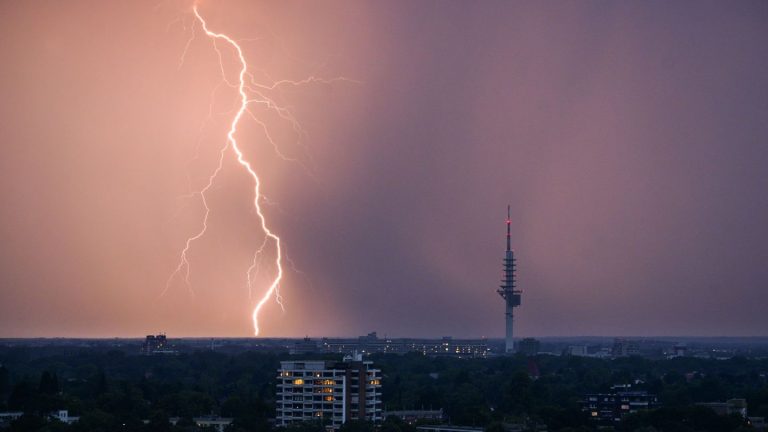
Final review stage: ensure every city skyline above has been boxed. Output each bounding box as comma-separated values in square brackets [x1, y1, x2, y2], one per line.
[1, 1, 767, 338]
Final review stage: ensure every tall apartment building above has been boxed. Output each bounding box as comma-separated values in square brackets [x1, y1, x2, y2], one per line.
[141, 334, 176, 355]
[276, 353, 382, 428]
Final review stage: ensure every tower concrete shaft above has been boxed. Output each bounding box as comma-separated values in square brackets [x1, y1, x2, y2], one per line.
[497, 206, 521, 353]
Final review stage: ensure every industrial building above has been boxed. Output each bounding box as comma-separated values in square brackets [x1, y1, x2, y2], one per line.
[276, 353, 382, 428]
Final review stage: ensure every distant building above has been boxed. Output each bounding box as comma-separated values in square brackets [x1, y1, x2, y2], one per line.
[0, 410, 80, 427]
[290, 337, 319, 355]
[321, 333, 488, 358]
[321, 332, 403, 354]
[518, 338, 540, 356]
[383, 409, 443, 424]
[430, 337, 489, 357]
[276, 353, 382, 429]
[583, 390, 659, 423]
[667, 344, 688, 358]
[565, 345, 589, 357]
[612, 338, 640, 357]
[141, 334, 177, 355]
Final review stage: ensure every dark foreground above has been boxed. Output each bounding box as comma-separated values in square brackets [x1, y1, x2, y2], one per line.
[0, 344, 767, 432]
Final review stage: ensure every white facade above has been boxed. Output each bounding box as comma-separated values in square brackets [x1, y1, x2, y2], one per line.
[276, 356, 382, 428]
[50, 410, 79, 424]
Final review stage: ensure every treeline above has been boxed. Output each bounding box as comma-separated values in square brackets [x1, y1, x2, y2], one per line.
[375, 353, 768, 428]
[1, 347, 767, 431]
[0, 349, 277, 431]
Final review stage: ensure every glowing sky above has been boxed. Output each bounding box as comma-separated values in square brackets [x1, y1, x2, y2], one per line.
[1, 0, 767, 338]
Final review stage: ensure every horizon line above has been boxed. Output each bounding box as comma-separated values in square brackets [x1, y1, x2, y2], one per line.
[2, 335, 768, 340]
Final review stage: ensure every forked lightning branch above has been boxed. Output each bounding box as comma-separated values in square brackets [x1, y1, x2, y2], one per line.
[164, 4, 348, 336]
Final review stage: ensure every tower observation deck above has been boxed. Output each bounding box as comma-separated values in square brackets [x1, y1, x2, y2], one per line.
[497, 206, 521, 353]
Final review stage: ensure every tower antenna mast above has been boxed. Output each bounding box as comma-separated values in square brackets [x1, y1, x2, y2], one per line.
[497, 205, 521, 353]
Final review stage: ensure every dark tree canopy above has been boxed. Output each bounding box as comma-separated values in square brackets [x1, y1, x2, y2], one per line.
[0, 346, 766, 432]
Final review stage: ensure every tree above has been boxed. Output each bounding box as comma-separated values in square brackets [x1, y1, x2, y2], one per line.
[0, 365, 10, 397]
[8, 414, 47, 432]
[71, 409, 116, 432]
[501, 371, 533, 414]
[145, 411, 172, 432]
[94, 370, 108, 395]
[8, 381, 35, 412]
[484, 421, 505, 432]
[339, 420, 375, 432]
[381, 416, 416, 432]
[38, 371, 59, 395]
[284, 421, 326, 432]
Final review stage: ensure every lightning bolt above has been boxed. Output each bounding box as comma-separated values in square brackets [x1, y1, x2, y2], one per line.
[165, 4, 284, 336]
[165, 3, 355, 336]
[197, 4, 284, 336]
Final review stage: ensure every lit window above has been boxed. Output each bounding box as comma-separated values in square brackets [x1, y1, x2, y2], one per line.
[293, 379, 304, 385]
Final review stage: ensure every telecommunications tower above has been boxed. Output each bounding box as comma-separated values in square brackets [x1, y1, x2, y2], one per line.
[497, 205, 521, 353]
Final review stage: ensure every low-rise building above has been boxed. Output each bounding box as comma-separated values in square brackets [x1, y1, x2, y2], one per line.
[0, 412, 23, 428]
[382, 409, 443, 424]
[1, 410, 80, 428]
[697, 399, 748, 418]
[49, 410, 79, 424]
[169, 416, 233, 432]
[583, 390, 658, 423]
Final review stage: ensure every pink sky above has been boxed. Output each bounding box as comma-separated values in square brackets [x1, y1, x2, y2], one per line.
[1, 0, 767, 337]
